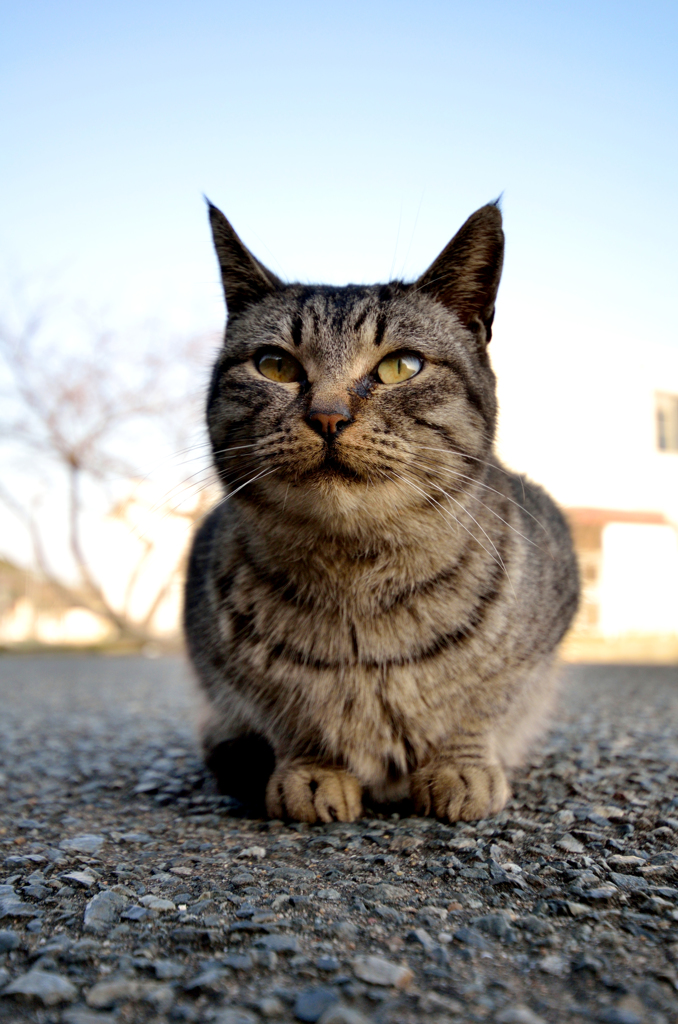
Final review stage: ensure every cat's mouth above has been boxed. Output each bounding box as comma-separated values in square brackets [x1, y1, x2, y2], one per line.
[312, 452, 364, 482]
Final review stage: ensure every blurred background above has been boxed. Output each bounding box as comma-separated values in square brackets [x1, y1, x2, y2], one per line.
[0, 0, 676, 662]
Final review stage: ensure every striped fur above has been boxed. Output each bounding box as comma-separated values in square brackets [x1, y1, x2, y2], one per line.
[184, 202, 580, 822]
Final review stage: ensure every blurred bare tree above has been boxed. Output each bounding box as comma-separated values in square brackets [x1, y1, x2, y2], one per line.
[0, 291, 218, 644]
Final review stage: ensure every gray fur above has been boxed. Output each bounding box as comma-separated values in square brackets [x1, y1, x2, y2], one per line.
[184, 202, 580, 823]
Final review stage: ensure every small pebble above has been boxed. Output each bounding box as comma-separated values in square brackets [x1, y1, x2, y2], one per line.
[83, 890, 127, 934]
[555, 834, 586, 855]
[3, 968, 78, 1006]
[496, 1008, 547, 1024]
[318, 1008, 373, 1024]
[352, 955, 413, 988]
[213, 1009, 260, 1024]
[59, 835, 106, 855]
[0, 929, 20, 952]
[62, 871, 96, 888]
[294, 985, 340, 1022]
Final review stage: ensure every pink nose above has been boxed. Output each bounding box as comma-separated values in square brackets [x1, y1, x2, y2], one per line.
[306, 408, 352, 436]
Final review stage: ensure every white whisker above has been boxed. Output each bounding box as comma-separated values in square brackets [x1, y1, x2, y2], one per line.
[386, 469, 513, 594]
[405, 455, 552, 557]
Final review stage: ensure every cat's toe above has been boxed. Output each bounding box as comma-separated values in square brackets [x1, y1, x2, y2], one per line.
[412, 760, 510, 822]
[265, 762, 363, 823]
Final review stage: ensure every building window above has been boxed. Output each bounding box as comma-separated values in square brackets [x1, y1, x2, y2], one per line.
[656, 392, 678, 452]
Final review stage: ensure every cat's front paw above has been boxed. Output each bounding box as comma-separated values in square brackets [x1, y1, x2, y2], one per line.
[411, 757, 510, 822]
[265, 760, 363, 823]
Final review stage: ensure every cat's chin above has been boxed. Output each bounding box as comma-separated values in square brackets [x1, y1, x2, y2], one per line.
[313, 458, 364, 483]
[290, 452, 368, 485]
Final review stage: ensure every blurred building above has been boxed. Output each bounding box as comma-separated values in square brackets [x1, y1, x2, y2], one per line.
[0, 559, 114, 647]
[494, 330, 678, 662]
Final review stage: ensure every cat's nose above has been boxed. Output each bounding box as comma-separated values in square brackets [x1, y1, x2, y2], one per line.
[306, 405, 352, 437]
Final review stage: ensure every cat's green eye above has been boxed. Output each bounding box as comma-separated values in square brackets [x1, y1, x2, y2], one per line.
[257, 349, 304, 384]
[376, 352, 422, 385]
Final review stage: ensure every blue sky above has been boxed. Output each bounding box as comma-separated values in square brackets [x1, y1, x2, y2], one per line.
[2, 0, 677, 344]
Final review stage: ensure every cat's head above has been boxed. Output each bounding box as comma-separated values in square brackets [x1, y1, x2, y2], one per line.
[206, 201, 504, 532]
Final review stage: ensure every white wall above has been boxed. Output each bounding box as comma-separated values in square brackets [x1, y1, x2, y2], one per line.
[598, 523, 678, 636]
[491, 297, 678, 523]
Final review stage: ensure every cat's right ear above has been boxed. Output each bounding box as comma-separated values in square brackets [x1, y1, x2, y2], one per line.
[207, 201, 283, 316]
[414, 202, 504, 342]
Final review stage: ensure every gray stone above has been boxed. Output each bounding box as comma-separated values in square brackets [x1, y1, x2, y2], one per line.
[474, 912, 517, 942]
[64, 939, 99, 963]
[597, 1009, 642, 1024]
[258, 996, 286, 1017]
[453, 926, 490, 950]
[554, 834, 585, 854]
[496, 1008, 547, 1024]
[0, 895, 40, 919]
[184, 966, 227, 991]
[0, 968, 9, 989]
[517, 916, 554, 938]
[460, 865, 490, 880]
[294, 986, 340, 1022]
[238, 845, 266, 859]
[141, 894, 176, 911]
[609, 872, 649, 893]
[154, 959, 186, 979]
[405, 927, 435, 952]
[86, 978, 174, 1011]
[83, 890, 127, 934]
[318, 1009, 373, 1024]
[122, 904, 152, 920]
[254, 934, 300, 953]
[317, 889, 341, 901]
[59, 834, 106, 855]
[352, 955, 413, 988]
[3, 968, 78, 1006]
[584, 886, 618, 900]
[357, 883, 402, 903]
[373, 904, 403, 924]
[62, 871, 96, 888]
[63, 1009, 118, 1024]
[23, 883, 50, 899]
[273, 865, 314, 881]
[231, 872, 255, 886]
[213, 1009, 260, 1024]
[566, 901, 590, 917]
[38, 935, 73, 958]
[316, 955, 340, 971]
[0, 930, 19, 952]
[538, 954, 567, 976]
[223, 952, 254, 970]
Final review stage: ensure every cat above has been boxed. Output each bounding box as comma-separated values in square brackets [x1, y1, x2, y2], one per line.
[184, 199, 580, 823]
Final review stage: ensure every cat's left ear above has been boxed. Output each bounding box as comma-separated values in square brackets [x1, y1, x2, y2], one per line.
[415, 202, 504, 342]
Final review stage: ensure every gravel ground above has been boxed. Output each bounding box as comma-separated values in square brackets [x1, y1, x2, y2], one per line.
[0, 656, 677, 1024]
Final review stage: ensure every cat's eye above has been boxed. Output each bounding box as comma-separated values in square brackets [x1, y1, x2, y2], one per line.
[376, 352, 422, 384]
[257, 349, 304, 384]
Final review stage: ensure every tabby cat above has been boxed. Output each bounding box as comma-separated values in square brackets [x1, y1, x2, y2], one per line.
[184, 200, 579, 823]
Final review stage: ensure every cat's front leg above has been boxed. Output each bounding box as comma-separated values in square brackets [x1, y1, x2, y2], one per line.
[266, 759, 363, 823]
[411, 738, 510, 822]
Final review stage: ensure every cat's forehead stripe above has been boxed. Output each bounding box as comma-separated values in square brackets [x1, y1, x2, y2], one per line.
[290, 314, 303, 347]
[288, 288, 397, 348]
[352, 306, 370, 334]
[373, 312, 387, 347]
